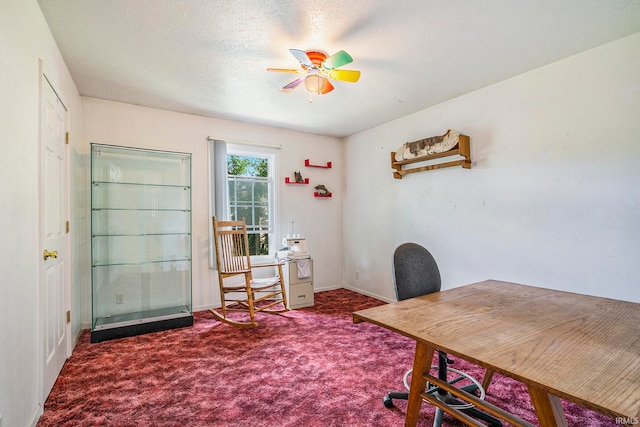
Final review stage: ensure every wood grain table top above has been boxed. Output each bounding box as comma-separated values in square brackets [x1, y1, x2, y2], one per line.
[353, 280, 640, 420]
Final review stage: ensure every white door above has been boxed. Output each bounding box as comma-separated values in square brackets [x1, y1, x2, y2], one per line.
[40, 74, 69, 400]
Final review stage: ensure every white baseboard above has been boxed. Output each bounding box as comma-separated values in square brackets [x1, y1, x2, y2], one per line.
[343, 285, 396, 304]
[28, 405, 41, 427]
[313, 284, 342, 292]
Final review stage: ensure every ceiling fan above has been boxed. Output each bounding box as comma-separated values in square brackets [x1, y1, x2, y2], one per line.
[267, 49, 361, 95]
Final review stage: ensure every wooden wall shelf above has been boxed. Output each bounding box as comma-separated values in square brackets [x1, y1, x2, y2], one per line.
[285, 177, 309, 184]
[305, 159, 332, 168]
[391, 135, 471, 179]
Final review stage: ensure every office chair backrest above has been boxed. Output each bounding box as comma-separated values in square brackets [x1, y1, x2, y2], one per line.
[392, 243, 441, 301]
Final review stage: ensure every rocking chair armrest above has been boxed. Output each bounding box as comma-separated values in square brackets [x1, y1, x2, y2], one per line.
[220, 269, 251, 275]
[252, 262, 285, 269]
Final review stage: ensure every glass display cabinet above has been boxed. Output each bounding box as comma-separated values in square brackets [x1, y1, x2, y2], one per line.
[91, 144, 192, 342]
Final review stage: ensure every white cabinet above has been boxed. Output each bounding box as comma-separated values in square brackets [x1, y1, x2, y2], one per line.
[284, 259, 314, 309]
[91, 143, 192, 342]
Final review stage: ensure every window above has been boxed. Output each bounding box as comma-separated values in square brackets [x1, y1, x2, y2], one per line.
[209, 140, 279, 266]
[227, 153, 272, 255]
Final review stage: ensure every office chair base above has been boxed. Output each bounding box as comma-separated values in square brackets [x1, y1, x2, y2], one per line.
[383, 365, 500, 426]
[383, 390, 502, 427]
[383, 391, 408, 408]
[383, 365, 484, 406]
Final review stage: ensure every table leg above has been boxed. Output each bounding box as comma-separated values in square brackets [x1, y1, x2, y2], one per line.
[527, 384, 568, 427]
[405, 341, 435, 427]
[482, 368, 494, 392]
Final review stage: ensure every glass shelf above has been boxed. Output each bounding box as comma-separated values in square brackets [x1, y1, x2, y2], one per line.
[92, 232, 190, 237]
[92, 180, 189, 188]
[92, 208, 190, 236]
[92, 182, 190, 211]
[92, 258, 191, 267]
[91, 144, 190, 186]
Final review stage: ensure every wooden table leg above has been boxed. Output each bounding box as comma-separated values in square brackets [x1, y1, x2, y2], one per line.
[405, 341, 435, 427]
[527, 384, 568, 427]
[482, 368, 494, 392]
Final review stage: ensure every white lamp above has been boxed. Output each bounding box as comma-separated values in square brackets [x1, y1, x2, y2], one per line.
[304, 74, 325, 93]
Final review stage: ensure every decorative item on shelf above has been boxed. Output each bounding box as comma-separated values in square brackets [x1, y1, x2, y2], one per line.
[314, 184, 332, 198]
[294, 171, 305, 183]
[391, 129, 471, 179]
[305, 159, 332, 168]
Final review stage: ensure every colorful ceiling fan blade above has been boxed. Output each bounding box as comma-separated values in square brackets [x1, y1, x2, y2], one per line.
[322, 50, 353, 70]
[289, 49, 313, 68]
[328, 69, 361, 83]
[282, 77, 305, 91]
[319, 77, 334, 94]
[267, 68, 301, 73]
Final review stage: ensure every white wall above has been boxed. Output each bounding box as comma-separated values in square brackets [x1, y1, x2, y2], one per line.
[81, 98, 343, 323]
[343, 33, 640, 304]
[0, 1, 83, 426]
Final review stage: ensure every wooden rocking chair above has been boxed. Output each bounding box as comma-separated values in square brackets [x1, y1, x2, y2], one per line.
[210, 217, 288, 327]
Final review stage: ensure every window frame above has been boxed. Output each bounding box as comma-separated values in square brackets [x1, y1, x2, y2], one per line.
[226, 144, 278, 263]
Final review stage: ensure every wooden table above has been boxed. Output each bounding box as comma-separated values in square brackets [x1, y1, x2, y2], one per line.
[353, 280, 640, 427]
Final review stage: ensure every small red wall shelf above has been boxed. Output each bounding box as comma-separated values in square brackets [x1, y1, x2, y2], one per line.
[285, 177, 309, 184]
[314, 192, 332, 198]
[305, 159, 332, 168]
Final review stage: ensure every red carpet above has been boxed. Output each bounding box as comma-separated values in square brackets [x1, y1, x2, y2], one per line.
[38, 289, 616, 426]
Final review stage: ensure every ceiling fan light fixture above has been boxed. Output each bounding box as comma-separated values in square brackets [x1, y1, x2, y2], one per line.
[304, 74, 325, 93]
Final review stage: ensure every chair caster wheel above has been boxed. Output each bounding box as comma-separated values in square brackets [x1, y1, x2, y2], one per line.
[383, 395, 394, 408]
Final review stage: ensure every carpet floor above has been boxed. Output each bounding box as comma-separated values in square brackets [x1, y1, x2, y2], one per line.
[38, 288, 617, 426]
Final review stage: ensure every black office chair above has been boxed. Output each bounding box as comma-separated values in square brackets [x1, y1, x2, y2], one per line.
[383, 243, 501, 427]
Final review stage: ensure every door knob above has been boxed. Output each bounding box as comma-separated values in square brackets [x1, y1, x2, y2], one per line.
[43, 249, 58, 260]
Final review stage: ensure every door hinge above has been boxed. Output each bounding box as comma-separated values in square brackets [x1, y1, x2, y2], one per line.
[66, 220, 70, 234]
[66, 311, 71, 324]
[65, 132, 70, 145]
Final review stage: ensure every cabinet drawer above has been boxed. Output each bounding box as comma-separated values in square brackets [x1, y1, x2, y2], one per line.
[289, 260, 313, 285]
[289, 282, 314, 309]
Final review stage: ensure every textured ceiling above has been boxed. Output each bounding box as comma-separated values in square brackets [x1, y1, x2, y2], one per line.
[38, 0, 640, 138]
